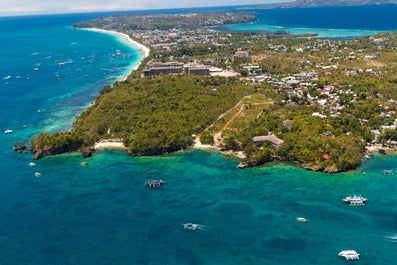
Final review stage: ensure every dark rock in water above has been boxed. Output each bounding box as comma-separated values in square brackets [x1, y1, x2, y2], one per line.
[13, 145, 28, 154]
[32, 149, 52, 160]
[82, 147, 94, 158]
[32, 146, 72, 159]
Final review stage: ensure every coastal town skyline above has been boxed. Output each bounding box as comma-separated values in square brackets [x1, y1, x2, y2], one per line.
[0, 0, 287, 16]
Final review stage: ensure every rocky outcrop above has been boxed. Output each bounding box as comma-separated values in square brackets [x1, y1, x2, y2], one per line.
[301, 164, 320, 171]
[13, 144, 28, 154]
[324, 166, 339, 174]
[32, 149, 54, 160]
[31, 143, 95, 160]
[32, 146, 80, 160]
[82, 147, 95, 158]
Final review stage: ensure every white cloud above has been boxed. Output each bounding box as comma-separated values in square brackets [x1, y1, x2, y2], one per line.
[0, 0, 287, 16]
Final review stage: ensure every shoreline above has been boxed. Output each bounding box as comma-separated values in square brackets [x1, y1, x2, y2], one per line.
[79, 27, 150, 80]
[192, 137, 246, 159]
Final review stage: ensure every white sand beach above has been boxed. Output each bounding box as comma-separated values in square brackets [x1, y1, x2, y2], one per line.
[85, 28, 150, 59]
[80, 28, 150, 80]
[94, 140, 127, 150]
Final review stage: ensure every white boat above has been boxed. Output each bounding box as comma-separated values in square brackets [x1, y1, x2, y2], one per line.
[382, 169, 393, 175]
[183, 223, 203, 231]
[296, 217, 308, 222]
[29, 162, 36, 167]
[34, 172, 41, 177]
[343, 195, 367, 206]
[338, 250, 360, 260]
[4, 129, 13, 134]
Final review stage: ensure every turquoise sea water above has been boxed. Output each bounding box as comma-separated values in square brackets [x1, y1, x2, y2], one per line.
[1, 6, 397, 265]
[221, 5, 397, 38]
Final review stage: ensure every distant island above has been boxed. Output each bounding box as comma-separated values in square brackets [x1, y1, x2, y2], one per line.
[263, 0, 397, 8]
[29, 11, 397, 173]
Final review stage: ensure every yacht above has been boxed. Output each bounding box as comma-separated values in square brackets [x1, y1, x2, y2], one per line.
[343, 195, 367, 206]
[338, 250, 360, 260]
[4, 129, 13, 134]
[296, 217, 308, 222]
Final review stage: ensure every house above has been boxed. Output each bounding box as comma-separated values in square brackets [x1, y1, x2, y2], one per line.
[235, 50, 250, 57]
[252, 134, 284, 147]
[143, 62, 184, 76]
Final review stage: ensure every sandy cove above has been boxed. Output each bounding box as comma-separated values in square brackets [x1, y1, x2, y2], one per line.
[192, 136, 246, 159]
[94, 139, 127, 150]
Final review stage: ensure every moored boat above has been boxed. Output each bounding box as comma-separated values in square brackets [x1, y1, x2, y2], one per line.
[296, 217, 308, 222]
[145, 179, 164, 188]
[183, 223, 203, 231]
[382, 169, 393, 175]
[343, 195, 367, 206]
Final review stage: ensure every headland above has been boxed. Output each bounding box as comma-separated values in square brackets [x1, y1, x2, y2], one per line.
[29, 11, 397, 173]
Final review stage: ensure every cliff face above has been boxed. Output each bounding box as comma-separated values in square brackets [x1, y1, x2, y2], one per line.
[264, 0, 397, 8]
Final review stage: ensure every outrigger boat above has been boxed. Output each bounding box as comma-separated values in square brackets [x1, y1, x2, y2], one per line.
[382, 169, 393, 175]
[183, 223, 204, 231]
[338, 250, 360, 260]
[343, 195, 367, 206]
[145, 179, 164, 188]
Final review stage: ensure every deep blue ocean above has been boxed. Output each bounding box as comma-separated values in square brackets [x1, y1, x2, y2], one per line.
[1, 5, 397, 265]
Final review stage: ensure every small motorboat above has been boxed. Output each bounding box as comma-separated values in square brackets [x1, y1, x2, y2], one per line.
[4, 129, 13, 134]
[34, 172, 41, 177]
[338, 250, 359, 260]
[145, 179, 164, 188]
[29, 162, 36, 167]
[296, 217, 308, 222]
[183, 223, 204, 231]
[382, 170, 393, 175]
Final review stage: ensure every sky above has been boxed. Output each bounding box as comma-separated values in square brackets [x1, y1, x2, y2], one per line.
[0, 0, 288, 16]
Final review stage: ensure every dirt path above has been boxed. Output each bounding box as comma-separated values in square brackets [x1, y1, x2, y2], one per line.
[194, 95, 272, 148]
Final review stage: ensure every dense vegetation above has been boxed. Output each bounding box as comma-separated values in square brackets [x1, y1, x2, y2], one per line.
[31, 75, 251, 155]
[72, 12, 256, 31]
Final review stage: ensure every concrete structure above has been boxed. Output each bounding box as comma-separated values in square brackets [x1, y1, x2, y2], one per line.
[252, 134, 284, 147]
